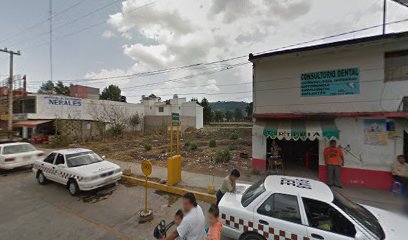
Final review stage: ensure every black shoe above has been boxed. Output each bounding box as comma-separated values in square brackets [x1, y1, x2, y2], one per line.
[336, 185, 343, 189]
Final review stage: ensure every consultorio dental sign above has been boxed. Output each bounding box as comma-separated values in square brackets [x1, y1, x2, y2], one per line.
[300, 67, 360, 97]
[45, 96, 82, 106]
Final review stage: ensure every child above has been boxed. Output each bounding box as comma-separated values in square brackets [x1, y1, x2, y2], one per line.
[206, 205, 222, 240]
[174, 209, 184, 226]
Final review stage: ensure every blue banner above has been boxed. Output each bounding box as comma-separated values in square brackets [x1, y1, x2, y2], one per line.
[300, 68, 360, 97]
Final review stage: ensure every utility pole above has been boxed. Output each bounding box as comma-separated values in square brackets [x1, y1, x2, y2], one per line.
[383, 0, 387, 34]
[0, 48, 21, 131]
[49, 0, 53, 81]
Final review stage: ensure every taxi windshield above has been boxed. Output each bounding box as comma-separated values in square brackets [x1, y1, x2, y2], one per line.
[66, 151, 103, 168]
[333, 191, 385, 239]
[241, 178, 266, 207]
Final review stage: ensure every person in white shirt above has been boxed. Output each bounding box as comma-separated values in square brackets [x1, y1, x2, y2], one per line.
[165, 193, 206, 240]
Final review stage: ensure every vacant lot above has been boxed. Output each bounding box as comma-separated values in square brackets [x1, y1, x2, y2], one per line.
[65, 126, 253, 178]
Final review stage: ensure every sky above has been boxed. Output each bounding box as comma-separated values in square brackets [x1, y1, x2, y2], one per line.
[0, 0, 407, 103]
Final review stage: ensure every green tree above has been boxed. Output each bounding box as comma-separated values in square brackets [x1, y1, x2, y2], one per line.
[54, 81, 70, 96]
[234, 108, 244, 121]
[225, 111, 233, 121]
[200, 98, 212, 124]
[38, 80, 55, 94]
[246, 102, 253, 118]
[214, 111, 225, 122]
[100, 85, 123, 101]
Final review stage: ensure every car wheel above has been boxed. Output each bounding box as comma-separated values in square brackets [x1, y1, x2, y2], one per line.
[37, 171, 47, 185]
[239, 233, 265, 240]
[68, 180, 80, 196]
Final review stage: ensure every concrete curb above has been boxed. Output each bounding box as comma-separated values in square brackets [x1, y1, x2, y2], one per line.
[121, 176, 217, 204]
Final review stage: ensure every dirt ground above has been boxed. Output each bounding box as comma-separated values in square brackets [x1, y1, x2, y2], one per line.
[65, 126, 253, 179]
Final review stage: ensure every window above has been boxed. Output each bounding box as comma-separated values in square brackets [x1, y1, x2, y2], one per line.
[44, 153, 56, 164]
[2, 144, 36, 155]
[385, 50, 408, 82]
[257, 193, 301, 224]
[333, 192, 384, 239]
[303, 197, 356, 237]
[55, 154, 65, 165]
[241, 178, 266, 207]
[159, 107, 164, 112]
[66, 151, 103, 168]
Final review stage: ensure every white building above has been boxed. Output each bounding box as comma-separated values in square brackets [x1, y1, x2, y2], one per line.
[142, 95, 203, 131]
[250, 32, 408, 190]
[12, 93, 203, 139]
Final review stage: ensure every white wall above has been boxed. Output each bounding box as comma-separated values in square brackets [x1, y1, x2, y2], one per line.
[29, 94, 145, 122]
[331, 117, 405, 171]
[253, 40, 408, 114]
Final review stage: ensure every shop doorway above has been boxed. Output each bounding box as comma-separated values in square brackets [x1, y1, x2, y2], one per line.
[266, 138, 319, 178]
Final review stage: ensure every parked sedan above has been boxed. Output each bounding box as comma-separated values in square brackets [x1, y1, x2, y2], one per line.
[219, 175, 408, 240]
[0, 142, 44, 170]
[33, 148, 122, 196]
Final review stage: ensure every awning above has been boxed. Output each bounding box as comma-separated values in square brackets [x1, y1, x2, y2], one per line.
[261, 119, 339, 141]
[13, 120, 52, 128]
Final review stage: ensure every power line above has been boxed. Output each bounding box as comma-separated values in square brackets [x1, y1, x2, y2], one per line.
[0, 0, 90, 44]
[27, 17, 408, 85]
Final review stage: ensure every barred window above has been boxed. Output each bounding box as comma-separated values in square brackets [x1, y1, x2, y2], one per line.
[385, 50, 408, 82]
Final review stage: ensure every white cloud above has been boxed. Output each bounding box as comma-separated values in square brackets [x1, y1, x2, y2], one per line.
[205, 79, 220, 92]
[102, 30, 115, 38]
[83, 0, 408, 102]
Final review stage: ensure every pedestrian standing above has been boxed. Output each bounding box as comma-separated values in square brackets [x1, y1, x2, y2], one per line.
[216, 169, 240, 205]
[392, 155, 408, 191]
[324, 140, 344, 188]
[165, 193, 206, 240]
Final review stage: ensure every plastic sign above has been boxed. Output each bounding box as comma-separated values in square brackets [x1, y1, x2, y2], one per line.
[141, 160, 152, 176]
[300, 67, 360, 97]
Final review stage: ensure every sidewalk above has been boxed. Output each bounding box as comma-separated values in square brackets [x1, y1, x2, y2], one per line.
[111, 159, 405, 213]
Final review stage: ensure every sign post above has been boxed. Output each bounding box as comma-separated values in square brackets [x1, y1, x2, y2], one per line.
[168, 113, 181, 185]
[139, 160, 153, 222]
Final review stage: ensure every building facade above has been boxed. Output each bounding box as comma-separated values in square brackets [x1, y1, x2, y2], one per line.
[250, 32, 408, 190]
[143, 95, 204, 132]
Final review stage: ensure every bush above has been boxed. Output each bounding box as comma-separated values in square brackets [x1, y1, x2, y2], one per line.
[184, 141, 191, 147]
[227, 144, 235, 151]
[214, 149, 231, 163]
[189, 143, 198, 151]
[208, 139, 216, 148]
[144, 143, 152, 151]
[230, 132, 239, 140]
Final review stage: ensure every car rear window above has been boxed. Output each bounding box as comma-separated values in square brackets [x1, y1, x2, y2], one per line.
[241, 178, 266, 207]
[2, 144, 36, 155]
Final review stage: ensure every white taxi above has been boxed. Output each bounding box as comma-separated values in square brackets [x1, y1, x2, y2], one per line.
[0, 142, 44, 170]
[219, 175, 408, 240]
[33, 148, 122, 196]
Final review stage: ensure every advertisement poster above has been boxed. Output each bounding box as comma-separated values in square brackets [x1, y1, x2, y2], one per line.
[300, 67, 360, 97]
[364, 119, 387, 146]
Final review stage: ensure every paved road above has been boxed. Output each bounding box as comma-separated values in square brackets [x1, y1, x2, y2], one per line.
[0, 167, 212, 240]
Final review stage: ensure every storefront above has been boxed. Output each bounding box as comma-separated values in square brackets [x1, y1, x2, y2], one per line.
[249, 32, 408, 190]
[253, 114, 408, 190]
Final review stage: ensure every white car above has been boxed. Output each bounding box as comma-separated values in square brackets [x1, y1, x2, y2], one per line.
[219, 175, 408, 240]
[0, 142, 44, 170]
[33, 148, 122, 196]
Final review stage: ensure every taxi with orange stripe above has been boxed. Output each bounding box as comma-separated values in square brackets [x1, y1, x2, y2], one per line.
[219, 175, 408, 240]
[33, 148, 122, 196]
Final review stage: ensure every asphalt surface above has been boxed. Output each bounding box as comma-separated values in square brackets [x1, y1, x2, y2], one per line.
[0, 167, 212, 240]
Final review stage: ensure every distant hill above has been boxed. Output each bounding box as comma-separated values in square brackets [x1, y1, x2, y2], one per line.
[210, 101, 249, 113]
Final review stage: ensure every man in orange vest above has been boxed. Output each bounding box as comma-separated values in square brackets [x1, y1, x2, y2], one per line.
[324, 139, 344, 188]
